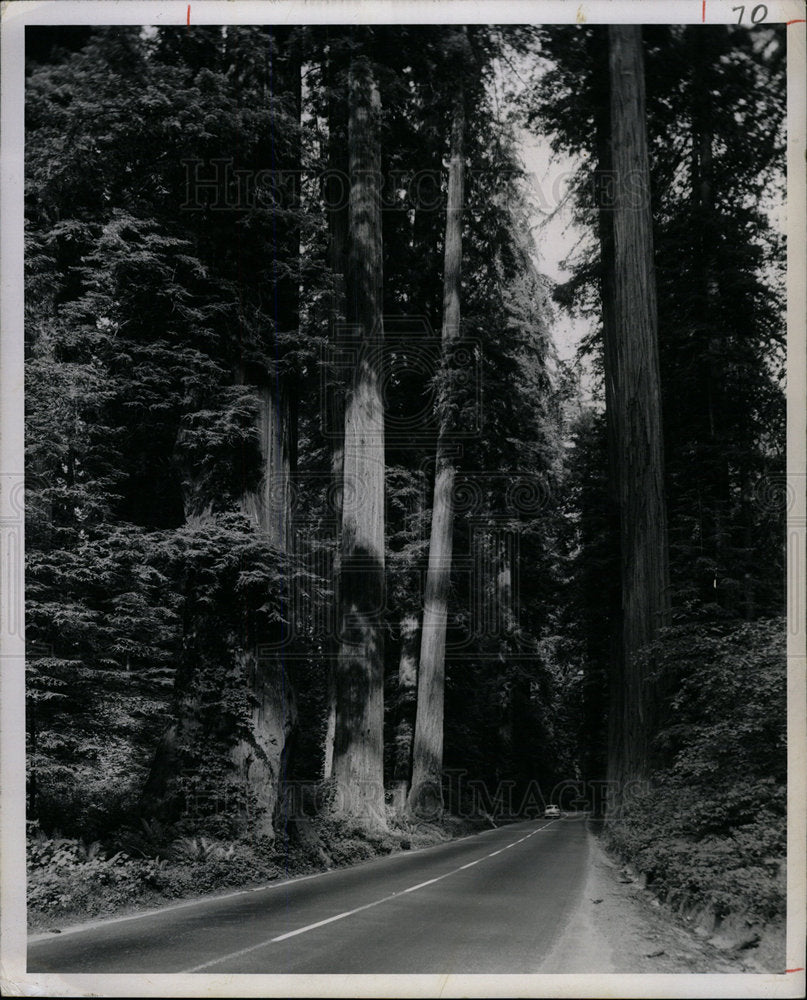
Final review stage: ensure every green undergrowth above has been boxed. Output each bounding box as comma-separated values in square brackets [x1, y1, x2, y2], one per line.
[603, 780, 786, 925]
[27, 810, 493, 932]
[603, 617, 787, 931]
[26, 824, 281, 931]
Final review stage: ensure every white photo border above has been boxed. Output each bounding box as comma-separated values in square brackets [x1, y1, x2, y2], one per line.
[2, 2, 804, 996]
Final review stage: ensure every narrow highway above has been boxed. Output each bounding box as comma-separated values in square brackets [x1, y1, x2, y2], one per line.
[28, 816, 590, 974]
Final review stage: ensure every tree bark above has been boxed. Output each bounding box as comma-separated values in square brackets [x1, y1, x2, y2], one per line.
[234, 380, 297, 837]
[604, 25, 670, 805]
[408, 57, 465, 816]
[232, 27, 300, 836]
[241, 383, 293, 551]
[323, 48, 350, 780]
[592, 33, 626, 810]
[331, 53, 387, 830]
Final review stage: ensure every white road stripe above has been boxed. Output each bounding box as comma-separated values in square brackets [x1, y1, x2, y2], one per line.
[402, 876, 445, 893]
[272, 899, 385, 942]
[181, 820, 559, 973]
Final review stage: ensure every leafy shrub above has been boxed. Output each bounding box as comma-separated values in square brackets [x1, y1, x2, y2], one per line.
[169, 835, 236, 862]
[114, 816, 175, 859]
[27, 833, 168, 917]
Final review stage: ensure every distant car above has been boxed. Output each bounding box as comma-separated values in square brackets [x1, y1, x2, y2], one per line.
[544, 804, 561, 817]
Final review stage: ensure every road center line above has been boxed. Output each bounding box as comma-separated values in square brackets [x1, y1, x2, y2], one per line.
[402, 876, 445, 893]
[181, 821, 558, 974]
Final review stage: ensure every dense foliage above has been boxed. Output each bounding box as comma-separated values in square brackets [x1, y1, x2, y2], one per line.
[606, 618, 786, 922]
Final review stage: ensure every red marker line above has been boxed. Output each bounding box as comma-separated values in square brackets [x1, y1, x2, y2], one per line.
[702, 0, 706, 22]
[787, 18, 806, 24]
[786, 968, 804, 973]
[187, 4, 191, 25]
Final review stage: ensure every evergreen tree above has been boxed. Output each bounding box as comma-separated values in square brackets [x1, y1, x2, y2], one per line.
[409, 29, 470, 816]
[331, 48, 387, 830]
[603, 24, 670, 799]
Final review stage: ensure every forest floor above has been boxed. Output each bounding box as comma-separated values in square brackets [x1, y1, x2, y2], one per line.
[539, 821, 786, 974]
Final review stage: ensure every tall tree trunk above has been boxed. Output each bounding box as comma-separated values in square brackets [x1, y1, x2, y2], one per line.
[232, 27, 300, 836]
[233, 380, 297, 837]
[323, 48, 350, 780]
[408, 60, 465, 816]
[592, 32, 626, 808]
[331, 53, 386, 830]
[604, 26, 670, 806]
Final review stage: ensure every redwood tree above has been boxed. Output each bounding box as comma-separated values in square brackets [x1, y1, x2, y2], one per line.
[604, 25, 670, 803]
[233, 28, 302, 833]
[408, 33, 467, 815]
[331, 52, 387, 829]
[322, 37, 350, 779]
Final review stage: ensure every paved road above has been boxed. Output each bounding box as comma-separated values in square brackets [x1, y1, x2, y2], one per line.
[28, 816, 590, 974]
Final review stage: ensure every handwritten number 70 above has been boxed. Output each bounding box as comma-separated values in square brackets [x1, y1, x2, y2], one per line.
[732, 4, 768, 23]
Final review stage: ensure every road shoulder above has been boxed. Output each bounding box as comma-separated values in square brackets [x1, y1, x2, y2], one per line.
[538, 820, 774, 974]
